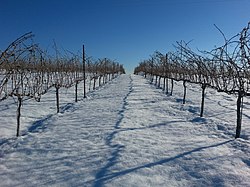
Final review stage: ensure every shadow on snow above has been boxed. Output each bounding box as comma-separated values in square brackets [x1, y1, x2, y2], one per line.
[93, 75, 189, 186]
[0, 102, 75, 157]
[92, 140, 233, 185]
[93, 75, 133, 187]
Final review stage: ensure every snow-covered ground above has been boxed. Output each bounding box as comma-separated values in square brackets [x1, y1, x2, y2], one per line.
[0, 74, 250, 186]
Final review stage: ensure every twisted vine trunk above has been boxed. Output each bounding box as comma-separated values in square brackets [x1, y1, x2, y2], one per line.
[163, 77, 166, 91]
[16, 96, 22, 137]
[99, 76, 102, 87]
[93, 77, 96, 90]
[166, 78, 169, 94]
[200, 84, 206, 117]
[158, 76, 161, 88]
[56, 86, 60, 113]
[235, 91, 243, 138]
[183, 80, 187, 104]
[170, 79, 174, 96]
[75, 81, 78, 102]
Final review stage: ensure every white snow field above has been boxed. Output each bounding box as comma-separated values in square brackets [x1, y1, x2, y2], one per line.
[0, 74, 250, 187]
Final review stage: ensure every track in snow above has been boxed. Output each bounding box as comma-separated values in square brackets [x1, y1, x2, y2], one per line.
[0, 74, 250, 187]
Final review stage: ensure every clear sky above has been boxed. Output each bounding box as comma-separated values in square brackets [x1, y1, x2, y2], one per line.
[0, 0, 250, 73]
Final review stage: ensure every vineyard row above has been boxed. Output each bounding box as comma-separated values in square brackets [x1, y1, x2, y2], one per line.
[0, 32, 125, 137]
[134, 22, 250, 139]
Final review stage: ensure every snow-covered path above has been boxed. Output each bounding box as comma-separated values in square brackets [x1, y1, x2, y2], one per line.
[0, 74, 250, 187]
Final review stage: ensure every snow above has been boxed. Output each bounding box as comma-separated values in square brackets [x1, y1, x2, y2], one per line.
[0, 74, 250, 186]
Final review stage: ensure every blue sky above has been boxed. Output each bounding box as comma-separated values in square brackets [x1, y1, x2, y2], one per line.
[0, 0, 250, 73]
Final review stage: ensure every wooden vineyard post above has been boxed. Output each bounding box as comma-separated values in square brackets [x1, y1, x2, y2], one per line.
[83, 45, 86, 98]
